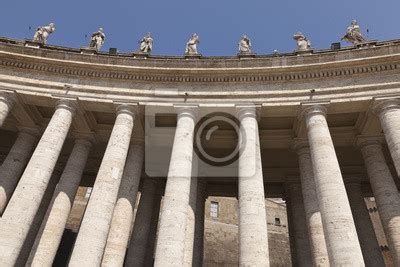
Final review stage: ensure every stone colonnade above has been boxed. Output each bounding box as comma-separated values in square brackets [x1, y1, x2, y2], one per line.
[0, 94, 399, 266]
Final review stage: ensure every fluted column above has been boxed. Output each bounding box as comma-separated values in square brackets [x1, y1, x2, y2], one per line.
[102, 140, 144, 266]
[302, 104, 364, 266]
[69, 104, 137, 266]
[345, 178, 385, 266]
[292, 140, 329, 266]
[27, 136, 93, 266]
[125, 178, 159, 266]
[373, 99, 400, 177]
[237, 105, 269, 266]
[0, 127, 39, 215]
[192, 180, 206, 267]
[0, 92, 14, 127]
[144, 189, 162, 266]
[154, 105, 197, 266]
[0, 99, 76, 266]
[285, 180, 313, 266]
[356, 136, 400, 264]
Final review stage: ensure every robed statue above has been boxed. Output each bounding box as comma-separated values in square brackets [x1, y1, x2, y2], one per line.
[139, 32, 153, 53]
[33, 23, 56, 44]
[89, 28, 106, 51]
[238, 35, 252, 54]
[342, 20, 366, 45]
[185, 33, 200, 55]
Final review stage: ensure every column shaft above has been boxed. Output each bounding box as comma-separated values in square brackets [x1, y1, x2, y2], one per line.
[0, 128, 38, 214]
[0, 93, 14, 127]
[125, 179, 158, 266]
[375, 100, 400, 177]
[144, 190, 162, 266]
[294, 142, 329, 266]
[27, 138, 92, 266]
[102, 141, 144, 266]
[69, 105, 136, 266]
[285, 182, 313, 266]
[154, 106, 197, 266]
[303, 105, 364, 266]
[237, 106, 269, 266]
[346, 181, 385, 266]
[0, 99, 76, 266]
[358, 138, 400, 264]
[192, 181, 206, 267]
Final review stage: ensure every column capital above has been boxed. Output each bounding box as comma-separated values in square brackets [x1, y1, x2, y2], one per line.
[17, 126, 41, 138]
[173, 104, 199, 121]
[371, 97, 400, 116]
[73, 132, 96, 146]
[291, 138, 310, 155]
[235, 104, 261, 121]
[116, 103, 140, 117]
[298, 102, 329, 121]
[55, 99, 78, 114]
[354, 135, 384, 149]
[0, 92, 15, 108]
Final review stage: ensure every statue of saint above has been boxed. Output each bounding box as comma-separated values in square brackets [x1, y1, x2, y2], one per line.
[139, 32, 153, 53]
[33, 23, 56, 44]
[185, 33, 200, 55]
[238, 35, 252, 54]
[89, 28, 106, 51]
[342, 20, 366, 45]
[293, 32, 311, 51]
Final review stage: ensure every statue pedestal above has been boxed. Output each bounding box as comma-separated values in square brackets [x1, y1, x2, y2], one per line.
[356, 41, 378, 48]
[295, 49, 314, 55]
[184, 53, 202, 59]
[238, 53, 256, 59]
[133, 52, 150, 59]
[80, 48, 97, 55]
[24, 40, 42, 49]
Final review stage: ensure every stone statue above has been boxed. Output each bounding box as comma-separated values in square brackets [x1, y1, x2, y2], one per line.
[185, 33, 200, 55]
[238, 35, 252, 54]
[89, 28, 106, 51]
[342, 20, 366, 45]
[33, 23, 56, 44]
[139, 32, 153, 53]
[293, 32, 311, 51]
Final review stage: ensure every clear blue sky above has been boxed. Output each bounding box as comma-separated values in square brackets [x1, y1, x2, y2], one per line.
[1, 0, 399, 56]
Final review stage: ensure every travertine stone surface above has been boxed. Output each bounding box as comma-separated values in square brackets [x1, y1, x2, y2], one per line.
[357, 136, 400, 265]
[285, 181, 313, 266]
[154, 106, 197, 266]
[345, 180, 385, 266]
[0, 99, 76, 266]
[102, 141, 144, 266]
[69, 104, 137, 267]
[374, 99, 400, 177]
[28, 137, 92, 266]
[125, 178, 158, 266]
[302, 105, 364, 266]
[0, 92, 14, 127]
[0, 128, 39, 214]
[144, 189, 162, 266]
[293, 140, 329, 266]
[193, 180, 206, 267]
[237, 105, 270, 266]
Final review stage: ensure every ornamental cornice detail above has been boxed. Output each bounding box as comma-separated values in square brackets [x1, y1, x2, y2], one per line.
[0, 56, 399, 84]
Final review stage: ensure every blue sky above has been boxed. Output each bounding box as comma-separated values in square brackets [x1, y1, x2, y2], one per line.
[1, 0, 399, 56]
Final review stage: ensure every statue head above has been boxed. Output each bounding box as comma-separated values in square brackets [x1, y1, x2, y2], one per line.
[99, 27, 104, 32]
[49, 23, 56, 31]
[146, 32, 152, 37]
[293, 32, 306, 41]
[351, 19, 358, 26]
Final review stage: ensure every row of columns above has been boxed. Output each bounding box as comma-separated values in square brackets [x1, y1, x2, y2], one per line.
[0, 91, 399, 266]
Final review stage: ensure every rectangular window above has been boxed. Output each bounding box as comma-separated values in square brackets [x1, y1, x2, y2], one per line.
[210, 201, 219, 218]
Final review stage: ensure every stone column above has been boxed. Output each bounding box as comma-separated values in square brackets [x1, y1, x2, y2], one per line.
[192, 180, 206, 267]
[237, 105, 269, 266]
[27, 136, 93, 266]
[356, 136, 400, 264]
[285, 180, 313, 267]
[373, 99, 400, 177]
[144, 189, 162, 266]
[293, 140, 329, 266]
[125, 178, 159, 266]
[102, 141, 144, 266]
[69, 104, 137, 267]
[0, 127, 39, 215]
[0, 92, 14, 127]
[345, 178, 385, 266]
[154, 105, 197, 266]
[302, 104, 364, 266]
[0, 99, 76, 266]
